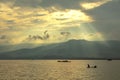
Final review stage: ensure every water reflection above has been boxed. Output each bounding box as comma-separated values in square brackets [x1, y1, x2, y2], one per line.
[0, 60, 120, 80]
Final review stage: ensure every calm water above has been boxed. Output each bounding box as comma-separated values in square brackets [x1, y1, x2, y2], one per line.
[0, 60, 120, 80]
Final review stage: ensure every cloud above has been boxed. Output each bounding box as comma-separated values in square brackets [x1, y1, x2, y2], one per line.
[14, 0, 42, 8]
[39, 0, 82, 9]
[28, 35, 43, 40]
[0, 35, 7, 39]
[69, 32, 104, 41]
[0, 0, 119, 46]
[0, 0, 81, 9]
[80, 0, 112, 10]
[0, 0, 15, 3]
[27, 30, 50, 41]
[51, 10, 93, 22]
[0, 2, 93, 31]
[60, 31, 71, 36]
[83, 0, 120, 41]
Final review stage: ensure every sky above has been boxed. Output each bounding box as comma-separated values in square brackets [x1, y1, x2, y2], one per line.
[0, 0, 120, 52]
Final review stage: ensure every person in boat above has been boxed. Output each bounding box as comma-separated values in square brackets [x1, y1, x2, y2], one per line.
[94, 65, 97, 68]
[87, 64, 90, 68]
[87, 64, 97, 68]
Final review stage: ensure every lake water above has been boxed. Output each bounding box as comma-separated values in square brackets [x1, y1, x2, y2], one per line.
[0, 60, 120, 80]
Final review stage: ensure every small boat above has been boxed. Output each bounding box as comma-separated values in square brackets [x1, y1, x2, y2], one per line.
[87, 64, 97, 68]
[57, 60, 71, 62]
[107, 59, 112, 61]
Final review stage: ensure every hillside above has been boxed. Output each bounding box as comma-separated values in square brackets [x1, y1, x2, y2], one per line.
[0, 40, 120, 59]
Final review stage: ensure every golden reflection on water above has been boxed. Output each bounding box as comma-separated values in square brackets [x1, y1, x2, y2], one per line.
[0, 60, 120, 80]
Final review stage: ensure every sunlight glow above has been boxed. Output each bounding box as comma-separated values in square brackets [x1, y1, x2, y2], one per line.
[0, 1, 108, 45]
[76, 23, 106, 41]
[80, 0, 112, 10]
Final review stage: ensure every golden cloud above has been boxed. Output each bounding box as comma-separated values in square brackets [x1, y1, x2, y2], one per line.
[0, 2, 95, 44]
[80, 0, 112, 10]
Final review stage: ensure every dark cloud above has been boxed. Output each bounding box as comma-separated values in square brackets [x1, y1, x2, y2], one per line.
[60, 31, 71, 36]
[84, 1, 120, 20]
[83, 1, 120, 40]
[0, 35, 7, 39]
[55, 18, 68, 21]
[28, 35, 43, 40]
[31, 19, 45, 24]
[44, 30, 47, 35]
[5, 20, 15, 24]
[1, 0, 120, 41]
[39, 0, 81, 9]
[33, 14, 46, 17]
[0, 0, 14, 3]
[0, 0, 110, 8]
[80, 0, 107, 3]
[14, 0, 42, 8]
[60, 31, 71, 40]
[0, 0, 82, 9]
[43, 30, 49, 40]
[10, 0, 113, 9]
[27, 30, 50, 40]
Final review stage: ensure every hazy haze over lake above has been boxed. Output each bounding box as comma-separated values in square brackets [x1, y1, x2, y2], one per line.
[0, 60, 120, 80]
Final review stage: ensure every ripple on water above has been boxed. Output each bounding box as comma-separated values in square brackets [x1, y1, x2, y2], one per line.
[0, 60, 120, 80]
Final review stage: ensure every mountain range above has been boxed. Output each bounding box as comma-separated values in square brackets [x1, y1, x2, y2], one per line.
[0, 39, 120, 59]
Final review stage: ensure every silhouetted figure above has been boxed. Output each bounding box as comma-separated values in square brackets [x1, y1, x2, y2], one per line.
[87, 64, 90, 68]
[94, 65, 97, 68]
[87, 64, 97, 68]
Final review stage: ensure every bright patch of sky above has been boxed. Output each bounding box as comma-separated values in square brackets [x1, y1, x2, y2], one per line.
[0, 0, 119, 46]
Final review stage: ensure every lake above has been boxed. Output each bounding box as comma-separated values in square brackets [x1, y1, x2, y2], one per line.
[0, 60, 120, 80]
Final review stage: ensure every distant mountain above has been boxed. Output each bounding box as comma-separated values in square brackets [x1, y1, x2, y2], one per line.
[0, 40, 120, 59]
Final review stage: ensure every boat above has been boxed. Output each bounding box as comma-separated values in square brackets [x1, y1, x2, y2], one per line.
[87, 64, 97, 68]
[107, 59, 112, 61]
[57, 60, 71, 62]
